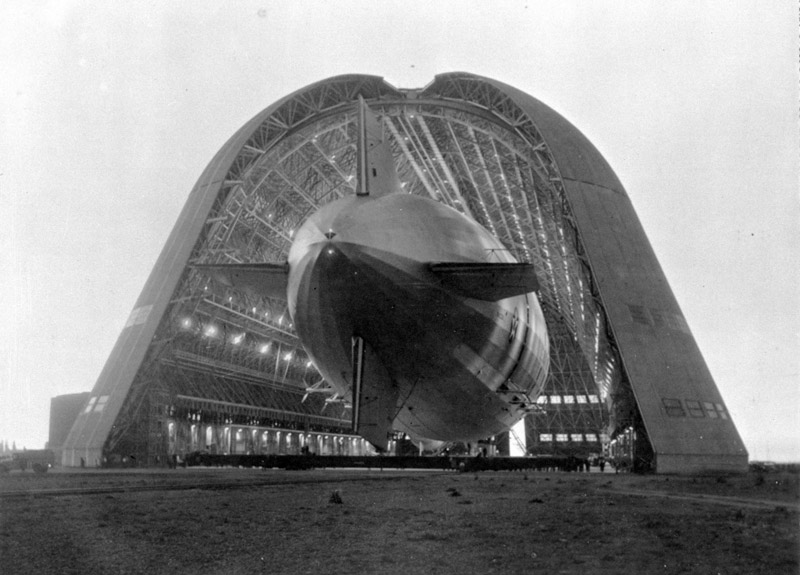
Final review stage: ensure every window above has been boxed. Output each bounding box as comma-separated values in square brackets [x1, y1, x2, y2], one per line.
[670, 314, 691, 334]
[585, 433, 598, 442]
[662, 398, 686, 417]
[588, 395, 600, 404]
[556, 434, 569, 442]
[539, 434, 553, 442]
[715, 403, 729, 420]
[628, 304, 651, 325]
[93, 395, 109, 413]
[704, 402, 718, 419]
[563, 395, 575, 404]
[570, 434, 583, 442]
[576, 395, 587, 404]
[685, 400, 705, 418]
[125, 304, 153, 328]
[550, 395, 562, 404]
[83, 397, 98, 414]
[536, 395, 548, 405]
[650, 309, 668, 327]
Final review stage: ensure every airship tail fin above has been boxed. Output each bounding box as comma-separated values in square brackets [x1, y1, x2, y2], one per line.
[352, 335, 399, 451]
[193, 263, 289, 300]
[429, 262, 539, 301]
[356, 96, 401, 198]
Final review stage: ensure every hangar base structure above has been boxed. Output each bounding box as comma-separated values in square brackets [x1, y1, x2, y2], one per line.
[61, 73, 747, 473]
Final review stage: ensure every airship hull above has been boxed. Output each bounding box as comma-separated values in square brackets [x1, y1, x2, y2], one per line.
[287, 193, 549, 447]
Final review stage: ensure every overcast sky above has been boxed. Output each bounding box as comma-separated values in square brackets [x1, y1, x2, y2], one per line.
[1, 1, 797, 461]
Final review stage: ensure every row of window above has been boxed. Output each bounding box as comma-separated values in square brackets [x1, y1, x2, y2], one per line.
[628, 304, 690, 334]
[538, 433, 599, 443]
[125, 304, 153, 328]
[662, 398, 728, 420]
[83, 395, 109, 414]
[167, 422, 373, 457]
[536, 394, 601, 405]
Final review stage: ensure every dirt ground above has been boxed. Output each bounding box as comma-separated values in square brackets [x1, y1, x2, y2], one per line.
[0, 467, 797, 574]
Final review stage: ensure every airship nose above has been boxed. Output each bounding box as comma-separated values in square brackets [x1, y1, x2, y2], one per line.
[322, 240, 339, 257]
[287, 236, 375, 336]
[290, 233, 363, 292]
[312, 239, 362, 274]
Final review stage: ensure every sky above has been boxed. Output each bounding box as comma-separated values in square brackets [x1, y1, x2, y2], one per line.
[1, 1, 797, 461]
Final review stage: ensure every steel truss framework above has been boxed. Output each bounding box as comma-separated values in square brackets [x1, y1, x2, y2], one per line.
[92, 74, 642, 464]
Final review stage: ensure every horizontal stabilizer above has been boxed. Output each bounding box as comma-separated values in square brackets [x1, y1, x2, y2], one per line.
[194, 263, 289, 300]
[429, 262, 539, 301]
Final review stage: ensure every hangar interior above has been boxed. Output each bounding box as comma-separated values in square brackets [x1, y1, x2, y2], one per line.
[61, 73, 747, 473]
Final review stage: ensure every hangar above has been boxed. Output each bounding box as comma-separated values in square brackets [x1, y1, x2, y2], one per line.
[61, 72, 747, 473]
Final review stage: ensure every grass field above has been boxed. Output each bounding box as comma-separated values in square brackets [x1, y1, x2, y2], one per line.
[0, 467, 797, 574]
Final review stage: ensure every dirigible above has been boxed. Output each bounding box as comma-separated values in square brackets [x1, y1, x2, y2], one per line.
[201, 98, 550, 451]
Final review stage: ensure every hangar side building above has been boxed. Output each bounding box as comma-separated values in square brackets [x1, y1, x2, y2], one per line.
[61, 73, 747, 473]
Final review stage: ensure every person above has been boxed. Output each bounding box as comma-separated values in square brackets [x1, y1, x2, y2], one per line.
[599, 457, 606, 472]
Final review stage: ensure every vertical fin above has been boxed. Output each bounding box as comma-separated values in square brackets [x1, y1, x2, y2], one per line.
[356, 96, 400, 198]
[352, 336, 365, 430]
[351, 335, 398, 451]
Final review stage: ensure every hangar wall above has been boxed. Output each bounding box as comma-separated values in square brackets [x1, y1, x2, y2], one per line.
[61, 76, 397, 467]
[49, 392, 90, 466]
[62, 72, 748, 473]
[487, 77, 748, 472]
